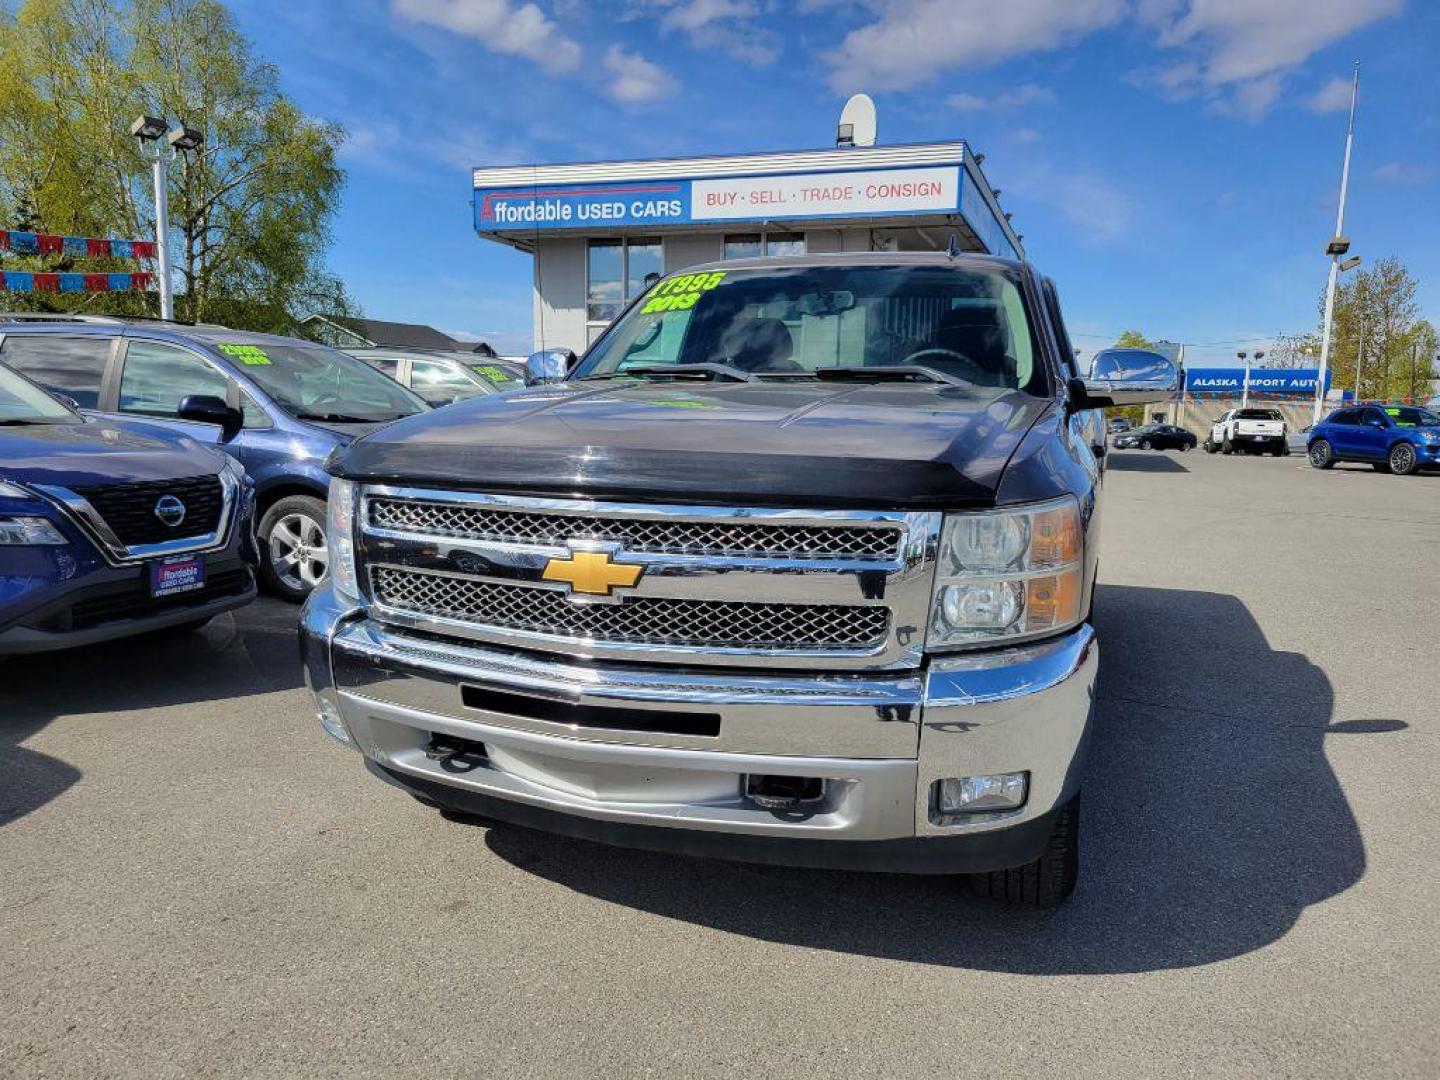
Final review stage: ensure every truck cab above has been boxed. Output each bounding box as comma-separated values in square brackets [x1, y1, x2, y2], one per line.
[299, 253, 1175, 906]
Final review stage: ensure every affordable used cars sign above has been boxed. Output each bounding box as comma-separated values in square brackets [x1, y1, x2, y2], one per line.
[474, 165, 961, 231]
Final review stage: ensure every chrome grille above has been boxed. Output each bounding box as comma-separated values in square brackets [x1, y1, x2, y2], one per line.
[371, 566, 890, 651]
[368, 497, 902, 560]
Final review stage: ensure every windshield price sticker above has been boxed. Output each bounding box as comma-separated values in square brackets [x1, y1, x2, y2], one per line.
[472, 364, 512, 382]
[217, 343, 272, 366]
[640, 271, 726, 314]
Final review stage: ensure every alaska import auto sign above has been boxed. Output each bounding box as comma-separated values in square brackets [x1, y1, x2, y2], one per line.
[474, 165, 961, 231]
[1184, 368, 1333, 394]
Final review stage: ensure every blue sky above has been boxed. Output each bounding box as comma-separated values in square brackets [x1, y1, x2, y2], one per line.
[231, 0, 1439, 362]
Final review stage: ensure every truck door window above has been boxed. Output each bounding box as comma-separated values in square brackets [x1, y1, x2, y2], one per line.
[119, 340, 230, 417]
[1041, 278, 1079, 379]
[0, 334, 112, 408]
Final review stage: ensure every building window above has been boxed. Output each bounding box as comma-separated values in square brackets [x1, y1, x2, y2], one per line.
[587, 238, 661, 327]
[724, 232, 806, 260]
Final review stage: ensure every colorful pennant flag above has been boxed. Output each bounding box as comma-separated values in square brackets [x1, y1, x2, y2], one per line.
[0, 231, 156, 261]
[1, 270, 154, 293]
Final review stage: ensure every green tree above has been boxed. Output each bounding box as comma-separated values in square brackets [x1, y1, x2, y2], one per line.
[0, 0, 356, 332]
[1320, 255, 1425, 401]
[1114, 329, 1156, 349]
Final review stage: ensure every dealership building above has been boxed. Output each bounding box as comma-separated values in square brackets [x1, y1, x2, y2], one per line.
[471, 140, 1022, 353]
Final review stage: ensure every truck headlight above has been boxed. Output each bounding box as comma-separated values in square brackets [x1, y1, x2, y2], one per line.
[327, 478, 361, 604]
[928, 497, 1084, 649]
[0, 516, 67, 545]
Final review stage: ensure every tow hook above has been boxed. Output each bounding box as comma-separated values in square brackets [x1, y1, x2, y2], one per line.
[424, 733, 487, 772]
[745, 774, 826, 811]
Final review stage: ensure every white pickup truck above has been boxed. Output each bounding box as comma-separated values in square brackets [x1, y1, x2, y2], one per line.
[1205, 408, 1288, 456]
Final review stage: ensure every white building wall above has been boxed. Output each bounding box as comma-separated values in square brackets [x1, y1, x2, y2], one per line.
[532, 237, 587, 353]
[663, 233, 723, 273]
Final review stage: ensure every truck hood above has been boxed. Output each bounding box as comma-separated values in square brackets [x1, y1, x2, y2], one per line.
[335, 380, 1053, 508]
[0, 418, 225, 488]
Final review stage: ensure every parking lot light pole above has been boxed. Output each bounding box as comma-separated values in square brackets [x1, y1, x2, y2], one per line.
[130, 115, 174, 320]
[1314, 63, 1360, 427]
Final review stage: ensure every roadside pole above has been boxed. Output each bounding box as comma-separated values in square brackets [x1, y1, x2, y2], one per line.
[1314, 63, 1360, 427]
[151, 142, 174, 321]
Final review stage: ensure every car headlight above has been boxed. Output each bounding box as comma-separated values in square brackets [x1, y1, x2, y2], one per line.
[326, 478, 361, 603]
[0, 516, 67, 545]
[928, 496, 1084, 649]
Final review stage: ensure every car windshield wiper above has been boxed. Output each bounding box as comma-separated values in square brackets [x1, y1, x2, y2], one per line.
[582, 364, 755, 383]
[295, 411, 380, 423]
[810, 366, 974, 388]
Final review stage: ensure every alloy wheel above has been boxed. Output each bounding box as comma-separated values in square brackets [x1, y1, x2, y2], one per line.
[1390, 443, 1416, 475]
[268, 512, 329, 590]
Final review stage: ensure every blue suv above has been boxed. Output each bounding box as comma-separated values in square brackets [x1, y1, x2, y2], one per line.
[0, 359, 257, 653]
[1307, 404, 1440, 475]
[0, 317, 427, 600]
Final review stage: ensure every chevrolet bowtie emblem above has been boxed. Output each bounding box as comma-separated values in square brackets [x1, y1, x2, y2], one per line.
[542, 547, 643, 600]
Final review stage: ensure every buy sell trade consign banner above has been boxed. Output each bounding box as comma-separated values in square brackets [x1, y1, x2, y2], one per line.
[474, 165, 963, 231]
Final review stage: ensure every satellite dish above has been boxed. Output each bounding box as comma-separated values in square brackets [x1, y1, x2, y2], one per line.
[837, 93, 877, 148]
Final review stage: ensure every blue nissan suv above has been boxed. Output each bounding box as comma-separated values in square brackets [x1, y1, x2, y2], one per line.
[0, 317, 427, 600]
[0, 359, 257, 654]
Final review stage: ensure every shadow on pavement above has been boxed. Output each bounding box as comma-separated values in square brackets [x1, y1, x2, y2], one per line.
[0, 596, 302, 827]
[1105, 452, 1190, 473]
[483, 584, 1383, 974]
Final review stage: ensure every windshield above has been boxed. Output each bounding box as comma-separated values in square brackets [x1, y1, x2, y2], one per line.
[468, 362, 525, 390]
[209, 340, 426, 422]
[574, 265, 1043, 391]
[1384, 406, 1440, 427]
[0, 362, 77, 424]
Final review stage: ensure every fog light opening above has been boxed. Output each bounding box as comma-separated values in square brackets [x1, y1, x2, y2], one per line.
[933, 772, 1028, 822]
[745, 774, 826, 811]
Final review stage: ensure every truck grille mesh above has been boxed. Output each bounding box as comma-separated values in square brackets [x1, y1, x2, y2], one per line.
[370, 566, 890, 651]
[367, 498, 902, 560]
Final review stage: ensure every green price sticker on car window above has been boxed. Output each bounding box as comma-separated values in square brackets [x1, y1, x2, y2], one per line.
[217, 343, 272, 366]
[472, 364, 512, 382]
[640, 271, 727, 314]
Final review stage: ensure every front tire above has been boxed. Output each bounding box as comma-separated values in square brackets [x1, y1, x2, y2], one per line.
[967, 793, 1080, 909]
[1139, 439, 1152, 450]
[1204, 440, 1218, 454]
[258, 495, 329, 602]
[1308, 439, 1335, 469]
[1389, 442, 1419, 476]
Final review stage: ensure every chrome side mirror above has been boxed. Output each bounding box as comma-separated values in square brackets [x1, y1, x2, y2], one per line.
[1081, 348, 1178, 407]
[524, 349, 570, 386]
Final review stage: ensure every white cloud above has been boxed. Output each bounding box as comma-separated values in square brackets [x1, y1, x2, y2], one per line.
[1009, 127, 1042, 144]
[946, 83, 1055, 111]
[825, 0, 1125, 93]
[1141, 0, 1400, 118]
[825, 0, 1399, 116]
[603, 44, 679, 103]
[1372, 161, 1436, 186]
[392, 0, 582, 72]
[1306, 75, 1353, 113]
[652, 0, 778, 65]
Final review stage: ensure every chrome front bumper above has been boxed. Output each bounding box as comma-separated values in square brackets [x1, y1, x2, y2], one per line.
[301, 583, 1097, 873]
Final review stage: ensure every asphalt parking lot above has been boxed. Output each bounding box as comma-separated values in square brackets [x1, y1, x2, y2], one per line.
[3, 450, 1437, 1079]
